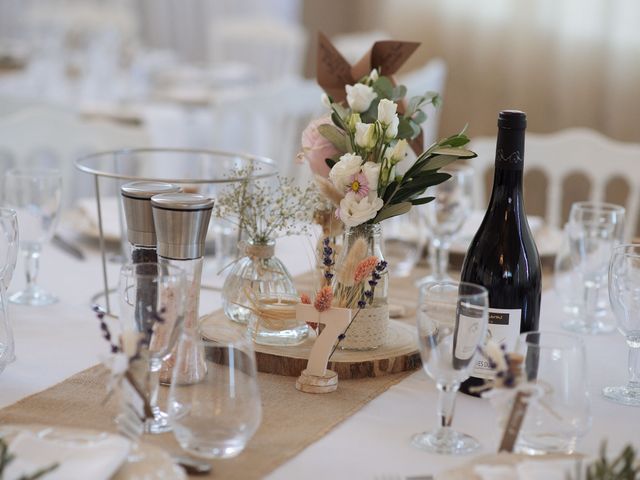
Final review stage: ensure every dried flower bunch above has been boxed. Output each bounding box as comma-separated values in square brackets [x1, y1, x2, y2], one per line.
[474, 341, 525, 392]
[302, 237, 387, 334]
[300, 67, 476, 228]
[214, 166, 318, 244]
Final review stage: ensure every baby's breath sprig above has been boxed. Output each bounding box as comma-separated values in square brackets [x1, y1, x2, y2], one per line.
[214, 167, 318, 244]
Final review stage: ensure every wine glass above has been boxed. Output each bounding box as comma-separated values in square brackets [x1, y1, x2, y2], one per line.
[604, 244, 640, 406]
[515, 331, 591, 454]
[118, 262, 186, 434]
[3, 168, 62, 306]
[168, 326, 262, 459]
[383, 207, 427, 277]
[412, 281, 488, 454]
[0, 208, 19, 373]
[563, 201, 625, 334]
[419, 164, 474, 283]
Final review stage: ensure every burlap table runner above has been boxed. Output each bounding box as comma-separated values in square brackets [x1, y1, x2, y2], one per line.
[0, 268, 428, 479]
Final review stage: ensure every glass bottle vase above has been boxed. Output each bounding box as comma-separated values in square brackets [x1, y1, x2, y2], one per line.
[222, 239, 306, 346]
[334, 223, 389, 350]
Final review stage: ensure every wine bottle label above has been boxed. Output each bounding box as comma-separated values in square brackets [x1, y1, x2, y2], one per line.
[473, 307, 522, 379]
[454, 303, 485, 364]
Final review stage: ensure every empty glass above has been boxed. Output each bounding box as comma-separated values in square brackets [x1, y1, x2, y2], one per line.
[118, 263, 186, 434]
[0, 208, 19, 373]
[412, 281, 488, 454]
[563, 202, 625, 334]
[3, 168, 62, 306]
[168, 327, 262, 459]
[419, 164, 474, 283]
[383, 207, 427, 277]
[515, 331, 591, 454]
[604, 244, 640, 406]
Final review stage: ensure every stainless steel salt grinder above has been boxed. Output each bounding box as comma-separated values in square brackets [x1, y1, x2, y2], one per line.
[151, 193, 214, 385]
[120, 181, 182, 263]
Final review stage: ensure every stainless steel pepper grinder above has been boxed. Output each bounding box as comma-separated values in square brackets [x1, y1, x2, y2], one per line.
[151, 192, 214, 384]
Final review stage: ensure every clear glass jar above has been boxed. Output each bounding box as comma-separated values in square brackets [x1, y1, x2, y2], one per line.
[334, 223, 389, 350]
[222, 239, 306, 346]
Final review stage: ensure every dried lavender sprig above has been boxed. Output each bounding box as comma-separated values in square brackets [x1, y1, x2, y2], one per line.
[92, 304, 120, 354]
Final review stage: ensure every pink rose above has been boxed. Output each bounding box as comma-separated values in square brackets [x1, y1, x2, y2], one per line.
[299, 116, 340, 178]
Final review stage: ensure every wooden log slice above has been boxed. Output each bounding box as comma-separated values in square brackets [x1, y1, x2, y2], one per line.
[200, 313, 421, 380]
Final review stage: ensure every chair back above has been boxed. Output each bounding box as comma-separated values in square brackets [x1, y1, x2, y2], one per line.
[470, 128, 640, 239]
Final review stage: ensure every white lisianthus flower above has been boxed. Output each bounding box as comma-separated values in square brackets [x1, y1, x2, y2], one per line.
[386, 139, 409, 165]
[369, 68, 379, 82]
[384, 114, 399, 140]
[346, 83, 377, 113]
[329, 153, 363, 191]
[377, 99, 398, 125]
[347, 113, 361, 133]
[321, 93, 331, 108]
[338, 192, 384, 227]
[355, 122, 377, 150]
[361, 161, 381, 192]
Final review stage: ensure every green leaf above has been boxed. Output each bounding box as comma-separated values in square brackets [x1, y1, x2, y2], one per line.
[317, 124, 348, 152]
[391, 85, 407, 101]
[382, 180, 398, 203]
[407, 91, 440, 116]
[438, 132, 471, 148]
[420, 155, 459, 172]
[372, 76, 394, 99]
[372, 201, 412, 223]
[331, 112, 346, 131]
[412, 109, 427, 124]
[396, 117, 415, 140]
[325, 158, 336, 169]
[410, 196, 435, 206]
[430, 147, 476, 158]
[360, 97, 380, 124]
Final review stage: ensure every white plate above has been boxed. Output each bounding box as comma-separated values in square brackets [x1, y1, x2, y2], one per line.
[0, 424, 186, 480]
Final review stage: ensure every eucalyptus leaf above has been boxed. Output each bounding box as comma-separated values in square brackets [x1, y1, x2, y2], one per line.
[372, 76, 394, 99]
[397, 117, 416, 140]
[372, 201, 412, 223]
[318, 124, 349, 152]
[412, 110, 427, 124]
[391, 85, 407, 101]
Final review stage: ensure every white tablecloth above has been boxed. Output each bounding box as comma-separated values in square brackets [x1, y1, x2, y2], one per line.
[1, 232, 638, 479]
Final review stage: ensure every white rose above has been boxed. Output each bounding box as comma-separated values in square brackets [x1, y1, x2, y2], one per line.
[384, 114, 399, 140]
[369, 68, 379, 82]
[354, 122, 377, 150]
[377, 99, 398, 125]
[339, 192, 384, 227]
[329, 153, 363, 191]
[361, 161, 381, 192]
[386, 139, 409, 164]
[345, 83, 377, 113]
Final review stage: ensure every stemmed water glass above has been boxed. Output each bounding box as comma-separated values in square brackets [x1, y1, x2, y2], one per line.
[0, 208, 19, 373]
[383, 207, 427, 277]
[412, 281, 488, 454]
[3, 168, 62, 306]
[604, 244, 640, 406]
[563, 201, 625, 334]
[419, 164, 474, 284]
[118, 263, 186, 434]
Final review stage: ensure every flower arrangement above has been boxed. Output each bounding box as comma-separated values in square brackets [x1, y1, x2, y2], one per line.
[300, 66, 476, 228]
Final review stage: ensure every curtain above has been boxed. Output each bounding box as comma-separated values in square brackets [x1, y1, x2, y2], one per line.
[368, 0, 640, 141]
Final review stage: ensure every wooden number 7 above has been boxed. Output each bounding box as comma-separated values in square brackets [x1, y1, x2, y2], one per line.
[296, 304, 352, 377]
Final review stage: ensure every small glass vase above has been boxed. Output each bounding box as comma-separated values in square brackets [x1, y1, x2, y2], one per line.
[222, 239, 307, 346]
[334, 223, 389, 351]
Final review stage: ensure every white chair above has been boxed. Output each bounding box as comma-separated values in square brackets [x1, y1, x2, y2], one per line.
[398, 58, 447, 148]
[0, 105, 149, 206]
[209, 78, 324, 184]
[470, 128, 640, 239]
[207, 17, 307, 84]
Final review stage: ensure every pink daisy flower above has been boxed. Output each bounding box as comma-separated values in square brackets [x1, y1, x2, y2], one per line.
[346, 172, 369, 199]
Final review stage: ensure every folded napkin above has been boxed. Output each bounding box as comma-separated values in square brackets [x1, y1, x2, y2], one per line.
[4, 430, 131, 480]
[474, 458, 578, 480]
